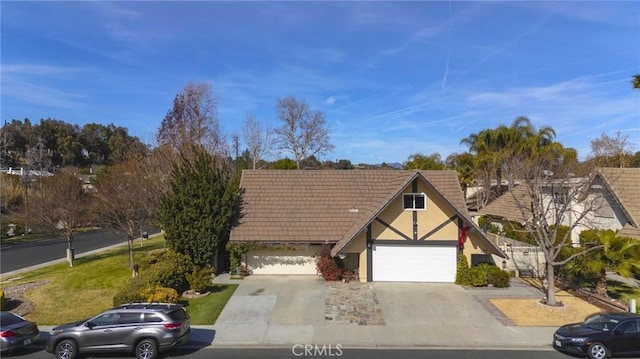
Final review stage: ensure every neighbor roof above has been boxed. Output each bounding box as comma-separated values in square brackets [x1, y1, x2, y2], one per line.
[477, 184, 530, 223]
[230, 170, 504, 256]
[597, 167, 640, 240]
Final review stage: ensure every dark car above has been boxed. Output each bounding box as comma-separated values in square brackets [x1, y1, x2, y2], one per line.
[553, 312, 640, 359]
[0, 311, 40, 354]
[45, 303, 190, 359]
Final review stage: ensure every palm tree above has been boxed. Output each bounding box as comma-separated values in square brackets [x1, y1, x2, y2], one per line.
[446, 152, 476, 199]
[564, 230, 640, 297]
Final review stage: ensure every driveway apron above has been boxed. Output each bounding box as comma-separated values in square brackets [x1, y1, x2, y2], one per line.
[212, 275, 555, 348]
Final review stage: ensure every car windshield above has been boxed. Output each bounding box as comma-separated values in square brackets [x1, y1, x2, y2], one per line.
[583, 315, 619, 331]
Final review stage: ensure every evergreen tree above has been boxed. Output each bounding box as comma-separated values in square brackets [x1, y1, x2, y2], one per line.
[158, 146, 240, 267]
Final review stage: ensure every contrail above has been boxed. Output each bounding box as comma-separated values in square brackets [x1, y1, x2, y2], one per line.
[441, 0, 452, 90]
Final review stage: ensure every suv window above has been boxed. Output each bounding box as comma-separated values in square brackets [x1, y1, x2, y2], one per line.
[115, 312, 142, 325]
[167, 309, 188, 321]
[91, 313, 117, 326]
[143, 313, 164, 323]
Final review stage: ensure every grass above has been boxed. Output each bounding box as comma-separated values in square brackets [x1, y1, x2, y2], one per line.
[1, 235, 237, 325]
[180, 285, 238, 325]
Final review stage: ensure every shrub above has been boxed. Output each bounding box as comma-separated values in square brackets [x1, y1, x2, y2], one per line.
[487, 266, 511, 288]
[469, 264, 490, 287]
[139, 250, 193, 293]
[455, 254, 472, 285]
[142, 286, 179, 303]
[0, 290, 5, 310]
[114, 250, 193, 306]
[316, 246, 343, 281]
[186, 265, 215, 292]
[113, 277, 147, 306]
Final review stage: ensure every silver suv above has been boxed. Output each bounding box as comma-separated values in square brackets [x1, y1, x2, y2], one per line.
[45, 303, 190, 359]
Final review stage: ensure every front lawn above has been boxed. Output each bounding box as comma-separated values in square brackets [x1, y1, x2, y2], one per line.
[1, 236, 236, 325]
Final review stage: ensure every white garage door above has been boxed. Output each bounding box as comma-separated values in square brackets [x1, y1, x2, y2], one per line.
[246, 246, 320, 275]
[372, 244, 457, 282]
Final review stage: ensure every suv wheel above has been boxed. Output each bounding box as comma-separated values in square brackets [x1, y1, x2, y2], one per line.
[55, 339, 77, 359]
[135, 339, 158, 359]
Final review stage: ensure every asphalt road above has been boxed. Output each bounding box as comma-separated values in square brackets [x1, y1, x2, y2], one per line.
[0, 228, 160, 274]
[10, 345, 567, 359]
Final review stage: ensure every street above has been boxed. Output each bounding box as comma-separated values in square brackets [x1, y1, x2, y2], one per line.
[8, 344, 567, 359]
[0, 228, 160, 274]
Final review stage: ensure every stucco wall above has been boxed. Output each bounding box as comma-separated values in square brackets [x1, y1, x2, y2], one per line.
[340, 179, 466, 282]
[374, 183, 458, 241]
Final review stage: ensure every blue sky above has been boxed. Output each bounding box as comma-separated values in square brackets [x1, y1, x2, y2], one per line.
[2, 1, 639, 165]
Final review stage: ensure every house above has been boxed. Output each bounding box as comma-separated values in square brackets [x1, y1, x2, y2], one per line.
[596, 168, 640, 241]
[229, 170, 506, 283]
[477, 167, 640, 244]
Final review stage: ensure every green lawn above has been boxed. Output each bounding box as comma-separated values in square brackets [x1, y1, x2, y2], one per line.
[1, 236, 237, 325]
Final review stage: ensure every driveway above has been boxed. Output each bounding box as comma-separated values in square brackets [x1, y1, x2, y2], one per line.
[211, 275, 555, 348]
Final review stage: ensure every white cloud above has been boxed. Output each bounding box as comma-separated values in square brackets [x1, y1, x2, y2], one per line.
[324, 96, 336, 106]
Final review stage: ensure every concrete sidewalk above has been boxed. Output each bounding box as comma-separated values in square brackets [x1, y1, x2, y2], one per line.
[208, 275, 556, 350]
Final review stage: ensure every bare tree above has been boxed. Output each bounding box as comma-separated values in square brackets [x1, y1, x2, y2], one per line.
[242, 114, 273, 169]
[93, 157, 158, 276]
[589, 131, 634, 168]
[156, 82, 226, 155]
[32, 171, 90, 267]
[503, 151, 607, 306]
[274, 96, 333, 170]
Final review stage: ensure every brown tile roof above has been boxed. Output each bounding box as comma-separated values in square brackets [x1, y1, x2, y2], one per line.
[230, 170, 504, 256]
[477, 184, 530, 223]
[478, 168, 640, 240]
[597, 167, 640, 240]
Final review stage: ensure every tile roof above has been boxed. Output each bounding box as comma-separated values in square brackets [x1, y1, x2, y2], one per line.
[230, 170, 499, 255]
[477, 167, 640, 240]
[477, 184, 530, 223]
[597, 167, 640, 240]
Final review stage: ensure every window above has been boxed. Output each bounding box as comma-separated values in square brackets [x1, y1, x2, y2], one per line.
[91, 313, 117, 327]
[143, 314, 164, 323]
[115, 312, 142, 325]
[403, 193, 426, 210]
[615, 320, 639, 334]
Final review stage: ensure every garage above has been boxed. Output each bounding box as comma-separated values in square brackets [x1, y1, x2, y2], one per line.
[245, 245, 321, 275]
[372, 243, 457, 282]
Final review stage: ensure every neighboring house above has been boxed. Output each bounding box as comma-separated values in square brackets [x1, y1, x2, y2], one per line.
[597, 168, 640, 241]
[229, 170, 506, 283]
[477, 168, 640, 244]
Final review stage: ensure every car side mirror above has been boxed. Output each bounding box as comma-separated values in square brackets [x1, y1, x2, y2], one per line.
[612, 329, 623, 336]
[85, 322, 95, 329]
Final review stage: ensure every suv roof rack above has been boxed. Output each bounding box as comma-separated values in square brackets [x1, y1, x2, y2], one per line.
[116, 302, 179, 311]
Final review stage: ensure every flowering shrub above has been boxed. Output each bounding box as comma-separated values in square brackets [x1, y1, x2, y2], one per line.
[316, 246, 343, 281]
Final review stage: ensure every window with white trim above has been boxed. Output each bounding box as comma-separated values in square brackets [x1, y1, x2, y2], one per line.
[403, 193, 426, 210]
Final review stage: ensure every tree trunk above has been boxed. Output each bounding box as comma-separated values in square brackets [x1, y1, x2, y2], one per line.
[128, 237, 137, 277]
[66, 237, 74, 267]
[594, 268, 608, 297]
[545, 261, 558, 306]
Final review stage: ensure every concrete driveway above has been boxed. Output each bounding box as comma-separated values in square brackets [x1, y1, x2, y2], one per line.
[211, 275, 555, 348]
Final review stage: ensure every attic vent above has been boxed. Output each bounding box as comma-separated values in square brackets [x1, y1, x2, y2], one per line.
[349, 208, 359, 213]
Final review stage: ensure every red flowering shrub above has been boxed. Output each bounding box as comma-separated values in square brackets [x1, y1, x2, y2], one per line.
[316, 246, 343, 281]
